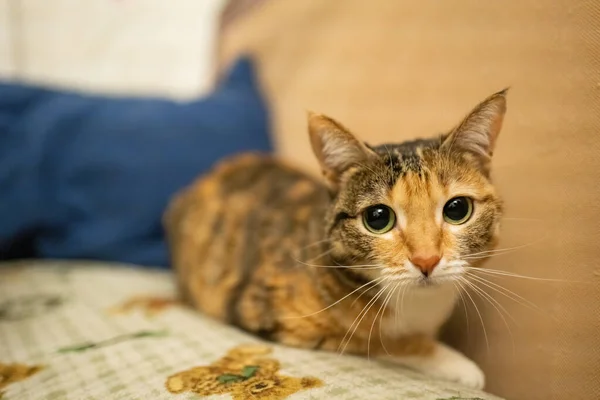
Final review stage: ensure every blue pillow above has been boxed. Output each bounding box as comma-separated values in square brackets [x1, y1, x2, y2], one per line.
[0, 57, 272, 267]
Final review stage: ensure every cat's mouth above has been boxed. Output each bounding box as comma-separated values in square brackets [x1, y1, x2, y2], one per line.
[381, 273, 459, 288]
[385, 259, 466, 287]
[410, 270, 463, 287]
[420, 272, 461, 287]
[419, 275, 457, 287]
[416, 278, 437, 287]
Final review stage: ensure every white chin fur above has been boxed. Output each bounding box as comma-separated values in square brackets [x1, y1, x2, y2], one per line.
[376, 258, 466, 336]
[380, 281, 459, 337]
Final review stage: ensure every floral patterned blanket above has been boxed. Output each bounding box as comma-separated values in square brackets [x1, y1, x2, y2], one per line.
[0, 260, 502, 400]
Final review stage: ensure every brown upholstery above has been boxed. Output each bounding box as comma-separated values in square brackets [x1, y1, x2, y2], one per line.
[219, 1, 600, 399]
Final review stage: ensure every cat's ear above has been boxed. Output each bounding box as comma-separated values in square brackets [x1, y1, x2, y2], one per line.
[308, 112, 376, 189]
[442, 89, 508, 170]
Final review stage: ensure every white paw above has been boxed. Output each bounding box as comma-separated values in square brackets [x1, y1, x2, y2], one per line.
[389, 343, 485, 390]
[426, 348, 485, 389]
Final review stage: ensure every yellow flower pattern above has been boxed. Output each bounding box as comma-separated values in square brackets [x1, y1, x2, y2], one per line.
[0, 362, 44, 397]
[108, 296, 181, 317]
[165, 344, 323, 399]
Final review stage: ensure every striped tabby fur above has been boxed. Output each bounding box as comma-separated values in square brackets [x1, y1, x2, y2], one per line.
[164, 89, 507, 389]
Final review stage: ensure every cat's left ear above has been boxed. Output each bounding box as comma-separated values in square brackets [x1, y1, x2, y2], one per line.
[442, 88, 508, 171]
[308, 112, 377, 190]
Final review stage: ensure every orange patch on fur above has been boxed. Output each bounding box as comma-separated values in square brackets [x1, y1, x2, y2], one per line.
[389, 171, 443, 258]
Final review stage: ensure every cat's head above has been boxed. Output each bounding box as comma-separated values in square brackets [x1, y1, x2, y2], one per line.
[309, 89, 506, 287]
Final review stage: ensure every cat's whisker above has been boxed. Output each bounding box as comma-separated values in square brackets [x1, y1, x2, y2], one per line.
[300, 264, 386, 270]
[338, 282, 391, 357]
[374, 282, 400, 358]
[299, 248, 334, 264]
[463, 248, 522, 258]
[465, 278, 517, 324]
[463, 253, 532, 262]
[462, 246, 543, 259]
[393, 283, 400, 325]
[463, 254, 512, 261]
[369, 284, 393, 358]
[502, 217, 546, 222]
[297, 238, 332, 251]
[292, 258, 386, 270]
[291, 239, 332, 260]
[341, 283, 391, 354]
[463, 251, 532, 261]
[356, 283, 392, 360]
[464, 267, 581, 283]
[462, 237, 548, 259]
[283, 276, 385, 320]
[399, 282, 408, 320]
[467, 273, 552, 318]
[465, 273, 552, 319]
[382, 282, 403, 357]
[348, 279, 383, 308]
[457, 279, 489, 350]
[453, 282, 470, 334]
[394, 281, 406, 326]
[329, 259, 387, 269]
[340, 286, 384, 356]
[459, 278, 517, 354]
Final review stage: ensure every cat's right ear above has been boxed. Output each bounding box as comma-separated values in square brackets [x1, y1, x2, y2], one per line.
[440, 89, 508, 173]
[308, 112, 376, 190]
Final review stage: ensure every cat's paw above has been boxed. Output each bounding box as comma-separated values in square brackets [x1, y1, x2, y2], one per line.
[425, 347, 485, 389]
[389, 343, 485, 390]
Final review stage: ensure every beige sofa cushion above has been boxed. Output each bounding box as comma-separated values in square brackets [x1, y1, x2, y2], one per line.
[0, 261, 501, 400]
[219, 1, 600, 399]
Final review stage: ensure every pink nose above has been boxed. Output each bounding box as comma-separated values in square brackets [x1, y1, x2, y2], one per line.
[410, 255, 441, 277]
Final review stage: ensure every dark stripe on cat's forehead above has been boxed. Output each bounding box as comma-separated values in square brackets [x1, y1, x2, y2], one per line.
[371, 136, 442, 155]
[368, 137, 442, 186]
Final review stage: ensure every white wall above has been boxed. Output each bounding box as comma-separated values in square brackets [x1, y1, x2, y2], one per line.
[0, 0, 227, 99]
[0, 0, 16, 77]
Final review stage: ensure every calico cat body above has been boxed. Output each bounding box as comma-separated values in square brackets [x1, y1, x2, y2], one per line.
[165, 90, 507, 389]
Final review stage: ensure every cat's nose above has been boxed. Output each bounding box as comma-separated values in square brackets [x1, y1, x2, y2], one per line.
[410, 254, 441, 277]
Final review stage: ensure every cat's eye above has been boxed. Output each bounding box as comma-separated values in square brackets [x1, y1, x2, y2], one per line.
[362, 205, 396, 234]
[443, 197, 473, 225]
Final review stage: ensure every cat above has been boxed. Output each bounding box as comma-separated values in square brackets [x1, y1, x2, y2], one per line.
[164, 89, 507, 390]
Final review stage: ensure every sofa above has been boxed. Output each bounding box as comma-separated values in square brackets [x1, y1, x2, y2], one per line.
[1, 0, 599, 399]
